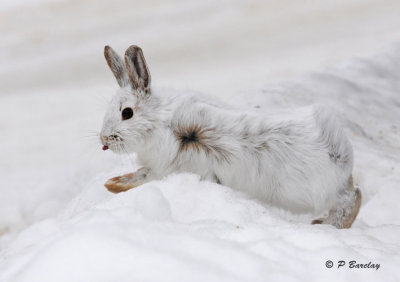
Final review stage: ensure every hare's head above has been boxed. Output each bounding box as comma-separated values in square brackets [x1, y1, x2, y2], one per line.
[100, 45, 157, 153]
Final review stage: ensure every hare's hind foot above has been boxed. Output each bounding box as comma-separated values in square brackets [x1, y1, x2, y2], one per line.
[105, 167, 150, 193]
[312, 187, 362, 229]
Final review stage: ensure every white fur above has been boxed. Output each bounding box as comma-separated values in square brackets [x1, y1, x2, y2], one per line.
[100, 45, 354, 215]
[101, 88, 354, 214]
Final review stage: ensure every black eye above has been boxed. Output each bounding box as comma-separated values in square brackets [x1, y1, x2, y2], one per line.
[121, 107, 133, 120]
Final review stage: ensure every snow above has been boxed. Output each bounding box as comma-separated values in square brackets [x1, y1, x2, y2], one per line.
[1, 0, 400, 281]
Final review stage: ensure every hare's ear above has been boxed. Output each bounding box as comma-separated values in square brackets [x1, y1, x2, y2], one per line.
[124, 45, 151, 93]
[104, 46, 129, 87]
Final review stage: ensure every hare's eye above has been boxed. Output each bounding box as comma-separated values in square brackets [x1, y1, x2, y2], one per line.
[121, 107, 133, 120]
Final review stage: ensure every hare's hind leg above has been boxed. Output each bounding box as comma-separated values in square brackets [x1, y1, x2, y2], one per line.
[105, 167, 151, 193]
[312, 176, 362, 229]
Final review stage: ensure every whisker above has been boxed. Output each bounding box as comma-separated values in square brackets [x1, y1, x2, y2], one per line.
[82, 134, 100, 140]
[121, 143, 136, 170]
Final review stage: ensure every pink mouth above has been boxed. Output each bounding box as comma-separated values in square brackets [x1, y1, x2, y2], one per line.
[102, 145, 109, 151]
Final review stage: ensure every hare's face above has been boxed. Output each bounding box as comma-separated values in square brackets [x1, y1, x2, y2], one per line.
[100, 45, 153, 153]
[100, 87, 157, 153]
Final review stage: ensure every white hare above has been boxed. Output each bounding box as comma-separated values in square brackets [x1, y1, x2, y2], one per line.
[100, 45, 361, 228]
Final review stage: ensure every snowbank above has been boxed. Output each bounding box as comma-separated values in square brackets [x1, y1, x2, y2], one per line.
[2, 173, 399, 282]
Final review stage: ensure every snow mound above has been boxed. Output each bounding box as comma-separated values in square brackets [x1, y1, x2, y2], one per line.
[1, 172, 399, 281]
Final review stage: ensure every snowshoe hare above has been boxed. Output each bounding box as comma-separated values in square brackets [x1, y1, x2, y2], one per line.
[100, 45, 361, 229]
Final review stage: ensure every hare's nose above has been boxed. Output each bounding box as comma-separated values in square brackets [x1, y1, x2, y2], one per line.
[100, 135, 109, 151]
[100, 135, 109, 145]
[100, 134, 119, 145]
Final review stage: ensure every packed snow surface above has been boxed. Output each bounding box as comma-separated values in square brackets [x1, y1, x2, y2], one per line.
[1, 1, 400, 281]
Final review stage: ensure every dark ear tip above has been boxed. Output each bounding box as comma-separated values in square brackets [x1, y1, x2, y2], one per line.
[105, 45, 116, 53]
[125, 45, 142, 57]
[104, 45, 112, 57]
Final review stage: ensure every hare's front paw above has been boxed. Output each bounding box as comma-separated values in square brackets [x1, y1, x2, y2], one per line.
[105, 168, 150, 193]
[105, 173, 136, 193]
